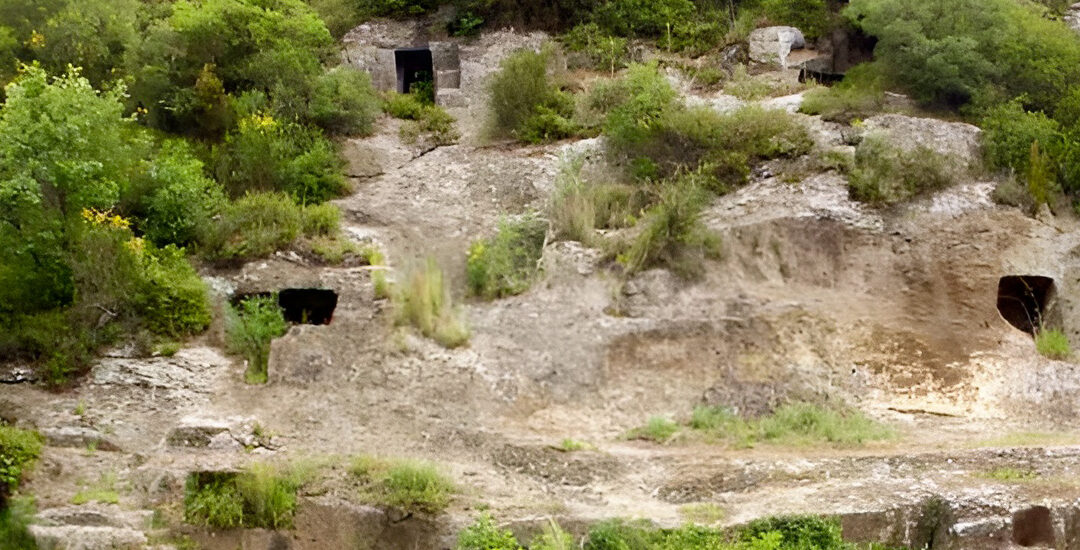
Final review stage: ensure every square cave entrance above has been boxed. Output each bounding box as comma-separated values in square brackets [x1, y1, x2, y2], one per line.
[395, 47, 433, 95]
[234, 288, 338, 326]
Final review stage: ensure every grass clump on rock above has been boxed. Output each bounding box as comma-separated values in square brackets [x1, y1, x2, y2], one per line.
[225, 295, 289, 384]
[628, 403, 893, 448]
[466, 214, 548, 300]
[393, 258, 470, 348]
[350, 456, 455, 515]
[184, 463, 309, 529]
[1036, 328, 1071, 360]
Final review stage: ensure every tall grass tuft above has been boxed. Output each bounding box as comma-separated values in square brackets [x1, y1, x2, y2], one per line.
[394, 258, 470, 348]
[1036, 327, 1071, 360]
[350, 456, 455, 515]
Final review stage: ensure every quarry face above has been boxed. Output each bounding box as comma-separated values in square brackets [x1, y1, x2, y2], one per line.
[9, 21, 1080, 550]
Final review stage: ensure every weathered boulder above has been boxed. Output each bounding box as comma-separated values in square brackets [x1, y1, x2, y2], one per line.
[748, 26, 806, 68]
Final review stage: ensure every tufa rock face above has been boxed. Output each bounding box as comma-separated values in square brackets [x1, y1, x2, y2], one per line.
[748, 26, 806, 68]
[860, 114, 983, 173]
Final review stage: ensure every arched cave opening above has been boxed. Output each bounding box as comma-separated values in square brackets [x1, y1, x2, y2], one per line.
[1012, 505, 1055, 547]
[233, 288, 338, 326]
[997, 275, 1055, 335]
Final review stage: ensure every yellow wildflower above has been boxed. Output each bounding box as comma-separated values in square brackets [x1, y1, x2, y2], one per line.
[27, 30, 45, 49]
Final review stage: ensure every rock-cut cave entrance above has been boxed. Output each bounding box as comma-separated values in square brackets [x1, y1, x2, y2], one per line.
[1012, 505, 1055, 547]
[234, 288, 338, 326]
[997, 275, 1055, 334]
[395, 47, 433, 95]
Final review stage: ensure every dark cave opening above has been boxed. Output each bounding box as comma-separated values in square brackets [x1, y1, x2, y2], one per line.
[997, 275, 1055, 335]
[233, 288, 338, 326]
[1012, 505, 1055, 547]
[395, 47, 434, 95]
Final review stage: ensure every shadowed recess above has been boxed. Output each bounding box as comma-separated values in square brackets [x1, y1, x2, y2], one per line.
[395, 47, 433, 94]
[1012, 505, 1054, 547]
[997, 276, 1054, 335]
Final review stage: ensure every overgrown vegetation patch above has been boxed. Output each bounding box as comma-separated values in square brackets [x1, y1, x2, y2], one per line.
[847, 134, 957, 205]
[467, 215, 548, 300]
[627, 403, 893, 447]
[184, 463, 310, 529]
[225, 295, 289, 384]
[349, 456, 455, 515]
[392, 258, 471, 348]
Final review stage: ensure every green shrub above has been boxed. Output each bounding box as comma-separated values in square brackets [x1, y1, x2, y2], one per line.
[134, 245, 212, 337]
[309, 66, 381, 135]
[848, 134, 956, 205]
[400, 105, 460, 146]
[1036, 328, 1071, 360]
[625, 416, 679, 443]
[393, 258, 470, 348]
[351, 456, 455, 515]
[1027, 141, 1058, 208]
[615, 181, 721, 279]
[225, 295, 289, 384]
[602, 63, 678, 151]
[520, 107, 580, 144]
[845, 0, 1080, 112]
[0, 425, 42, 498]
[384, 91, 427, 119]
[741, 515, 844, 549]
[137, 140, 226, 248]
[205, 192, 304, 261]
[0, 496, 37, 550]
[457, 513, 521, 550]
[184, 463, 306, 529]
[762, 0, 831, 40]
[981, 101, 1063, 176]
[488, 47, 575, 142]
[466, 215, 548, 300]
[799, 64, 887, 123]
[300, 203, 342, 237]
[592, 0, 694, 38]
[213, 115, 346, 204]
[563, 23, 629, 73]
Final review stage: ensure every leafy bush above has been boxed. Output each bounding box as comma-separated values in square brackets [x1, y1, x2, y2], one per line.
[400, 105, 460, 146]
[308, 67, 381, 135]
[762, 0, 831, 40]
[1036, 328, 1071, 360]
[592, 0, 695, 38]
[848, 134, 956, 205]
[584, 518, 654, 549]
[625, 416, 680, 443]
[127, 0, 335, 133]
[351, 456, 455, 515]
[563, 23, 629, 73]
[133, 245, 212, 338]
[615, 180, 721, 279]
[213, 115, 346, 204]
[457, 513, 521, 550]
[184, 463, 307, 529]
[393, 258, 470, 348]
[741, 515, 844, 549]
[488, 47, 576, 142]
[980, 101, 1063, 177]
[0, 425, 42, 498]
[845, 0, 1080, 112]
[136, 141, 226, 248]
[225, 295, 289, 384]
[602, 63, 678, 151]
[466, 215, 548, 300]
[0, 496, 37, 550]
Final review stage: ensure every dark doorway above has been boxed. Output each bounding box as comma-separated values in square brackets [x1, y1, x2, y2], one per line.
[277, 288, 338, 325]
[1012, 506, 1055, 547]
[395, 48, 434, 95]
[997, 275, 1055, 334]
[233, 288, 338, 325]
